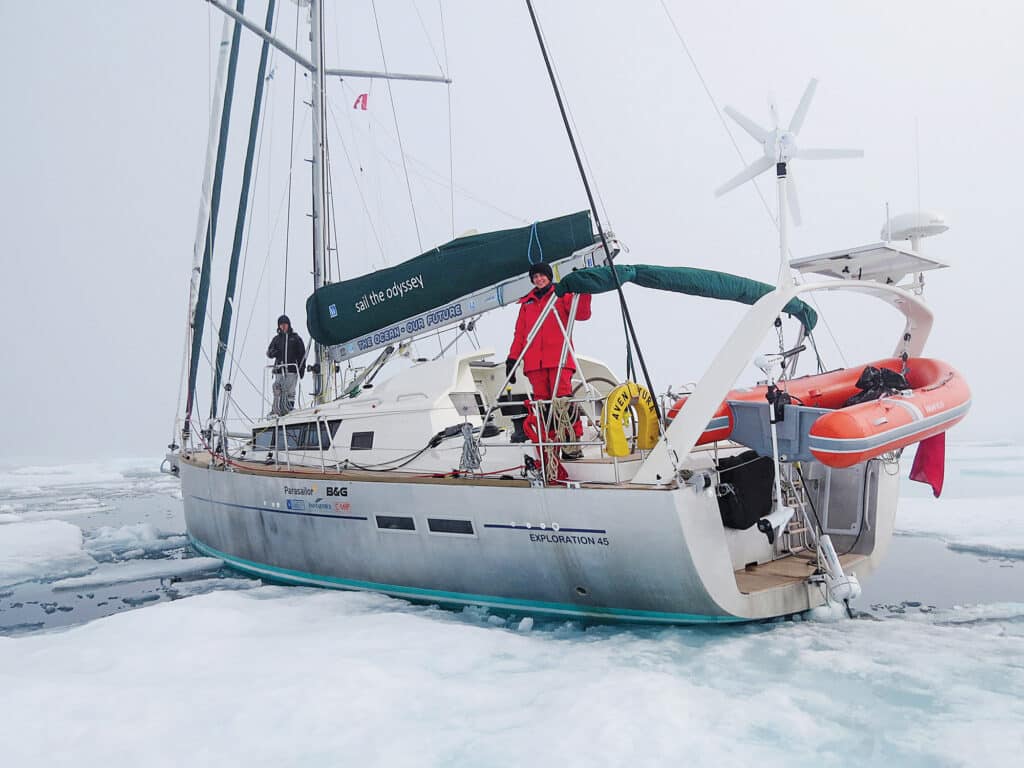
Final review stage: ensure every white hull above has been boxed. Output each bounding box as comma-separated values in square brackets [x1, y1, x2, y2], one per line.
[179, 452, 898, 624]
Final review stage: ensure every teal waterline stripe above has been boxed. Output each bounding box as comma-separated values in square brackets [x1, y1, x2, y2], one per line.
[189, 535, 745, 625]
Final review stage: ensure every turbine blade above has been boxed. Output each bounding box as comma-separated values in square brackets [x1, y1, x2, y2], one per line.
[797, 147, 864, 160]
[714, 155, 775, 197]
[789, 78, 818, 135]
[769, 101, 780, 130]
[786, 175, 802, 226]
[723, 106, 768, 142]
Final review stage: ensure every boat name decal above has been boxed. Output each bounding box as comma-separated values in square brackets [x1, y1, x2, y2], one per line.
[355, 274, 425, 313]
[529, 533, 610, 546]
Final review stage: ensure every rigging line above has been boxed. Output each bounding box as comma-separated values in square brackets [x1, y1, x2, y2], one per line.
[659, 0, 845, 368]
[658, 0, 776, 232]
[412, 0, 446, 74]
[799, 290, 846, 368]
[227, 39, 279, 386]
[438, 0, 455, 239]
[324, 98, 389, 265]
[525, 0, 663, 424]
[236, 110, 310, 368]
[374, 148, 527, 224]
[541, 41, 611, 228]
[176, 2, 216, 443]
[335, 78, 527, 224]
[325, 137, 343, 282]
[282, 0, 301, 314]
[370, 0, 424, 251]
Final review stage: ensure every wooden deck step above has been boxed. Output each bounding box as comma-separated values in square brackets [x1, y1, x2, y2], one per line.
[734, 552, 866, 594]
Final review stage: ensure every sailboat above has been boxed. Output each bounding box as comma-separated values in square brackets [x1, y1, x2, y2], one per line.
[166, 0, 970, 624]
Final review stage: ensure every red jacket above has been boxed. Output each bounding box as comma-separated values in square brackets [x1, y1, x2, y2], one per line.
[508, 286, 592, 373]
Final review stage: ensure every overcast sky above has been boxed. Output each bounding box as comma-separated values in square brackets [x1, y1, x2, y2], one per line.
[1, 1, 1021, 461]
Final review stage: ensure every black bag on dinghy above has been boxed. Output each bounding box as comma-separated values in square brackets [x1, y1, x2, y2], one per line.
[715, 450, 775, 530]
[842, 365, 910, 407]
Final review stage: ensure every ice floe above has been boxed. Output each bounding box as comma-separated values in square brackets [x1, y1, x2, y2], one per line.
[0, 589, 1020, 767]
[51, 557, 223, 591]
[0, 521, 97, 587]
[84, 523, 188, 561]
[166, 576, 260, 598]
[896, 496, 1024, 559]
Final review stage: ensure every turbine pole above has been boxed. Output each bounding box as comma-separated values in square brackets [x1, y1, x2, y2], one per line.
[776, 161, 793, 288]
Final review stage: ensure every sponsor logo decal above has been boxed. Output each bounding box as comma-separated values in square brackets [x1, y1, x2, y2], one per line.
[326, 486, 349, 497]
[286, 499, 306, 511]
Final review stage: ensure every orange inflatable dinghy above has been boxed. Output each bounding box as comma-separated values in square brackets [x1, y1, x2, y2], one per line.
[669, 358, 970, 467]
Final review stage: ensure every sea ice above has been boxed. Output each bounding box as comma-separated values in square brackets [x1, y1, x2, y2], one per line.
[85, 523, 188, 560]
[0, 589, 1020, 767]
[896, 496, 1024, 558]
[0, 521, 97, 587]
[51, 557, 223, 591]
[166, 577, 260, 597]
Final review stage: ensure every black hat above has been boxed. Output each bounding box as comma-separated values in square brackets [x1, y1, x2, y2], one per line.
[277, 314, 291, 327]
[528, 262, 553, 281]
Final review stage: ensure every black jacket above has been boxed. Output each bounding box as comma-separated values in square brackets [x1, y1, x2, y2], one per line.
[267, 330, 306, 378]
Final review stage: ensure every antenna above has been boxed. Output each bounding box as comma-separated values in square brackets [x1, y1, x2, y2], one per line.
[715, 79, 863, 286]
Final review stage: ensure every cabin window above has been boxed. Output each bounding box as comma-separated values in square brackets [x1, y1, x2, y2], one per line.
[284, 424, 307, 449]
[321, 419, 342, 447]
[253, 428, 274, 450]
[254, 420, 342, 451]
[351, 431, 374, 450]
[427, 518, 474, 535]
[376, 515, 415, 531]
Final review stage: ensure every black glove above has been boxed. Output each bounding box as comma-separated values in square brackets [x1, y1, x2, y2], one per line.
[505, 358, 517, 384]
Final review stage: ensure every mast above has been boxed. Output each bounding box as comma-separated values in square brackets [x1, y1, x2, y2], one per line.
[309, 0, 330, 402]
[194, 0, 451, 419]
[210, 0, 277, 422]
[183, 0, 245, 442]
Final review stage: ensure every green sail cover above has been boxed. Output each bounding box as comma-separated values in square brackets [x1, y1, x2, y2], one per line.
[306, 211, 594, 347]
[554, 264, 818, 331]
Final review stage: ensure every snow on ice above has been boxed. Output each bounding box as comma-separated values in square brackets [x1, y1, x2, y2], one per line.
[51, 557, 223, 591]
[897, 496, 1024, 558]
[0, 588, 1021, 767]
[0, 521, 96, 587]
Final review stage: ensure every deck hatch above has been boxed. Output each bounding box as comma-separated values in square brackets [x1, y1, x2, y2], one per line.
[427, 518, 474, 535]
[376, 515, 415, 531]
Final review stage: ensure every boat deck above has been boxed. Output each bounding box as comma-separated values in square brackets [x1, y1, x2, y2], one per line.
[734, 551, 866, 594]
[179, 452, 673, 490]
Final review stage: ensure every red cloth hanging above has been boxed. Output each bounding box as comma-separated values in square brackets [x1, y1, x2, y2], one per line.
[910, 432, 946, 498]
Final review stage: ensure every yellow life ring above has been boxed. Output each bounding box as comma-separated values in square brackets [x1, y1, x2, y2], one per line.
[601, 382, 659, 457]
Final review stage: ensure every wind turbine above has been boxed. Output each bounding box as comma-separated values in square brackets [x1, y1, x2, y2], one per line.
[715, 79, 862, 285]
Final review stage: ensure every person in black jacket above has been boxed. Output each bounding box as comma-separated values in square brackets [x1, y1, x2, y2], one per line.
[267, 315, 306, 415]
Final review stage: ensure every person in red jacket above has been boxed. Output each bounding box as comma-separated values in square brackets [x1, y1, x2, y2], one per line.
[506, 263, 592, 453]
